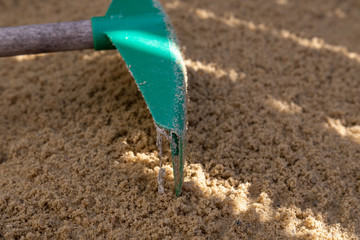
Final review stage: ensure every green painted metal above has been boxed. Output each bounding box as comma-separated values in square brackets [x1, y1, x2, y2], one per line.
[91, 0, 187, 196]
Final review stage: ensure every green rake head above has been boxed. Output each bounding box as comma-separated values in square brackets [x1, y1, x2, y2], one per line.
[91, 0, 187, 196]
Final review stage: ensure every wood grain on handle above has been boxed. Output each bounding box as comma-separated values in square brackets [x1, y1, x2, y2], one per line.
[0, 20, 94, 57]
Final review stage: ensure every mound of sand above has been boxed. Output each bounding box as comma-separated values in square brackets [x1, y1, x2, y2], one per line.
[0, 0, 359, 239]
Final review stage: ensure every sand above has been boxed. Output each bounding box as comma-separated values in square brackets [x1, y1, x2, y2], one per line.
[0, 0, 359, 239]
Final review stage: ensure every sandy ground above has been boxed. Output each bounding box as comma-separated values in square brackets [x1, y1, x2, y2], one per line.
[0, 0, 360, 239]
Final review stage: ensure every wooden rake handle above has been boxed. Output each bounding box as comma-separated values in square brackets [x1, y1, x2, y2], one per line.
[0, 20, 94, 57]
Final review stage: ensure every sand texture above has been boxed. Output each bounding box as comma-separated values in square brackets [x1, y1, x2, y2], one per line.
[0, 0, 360, 239]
